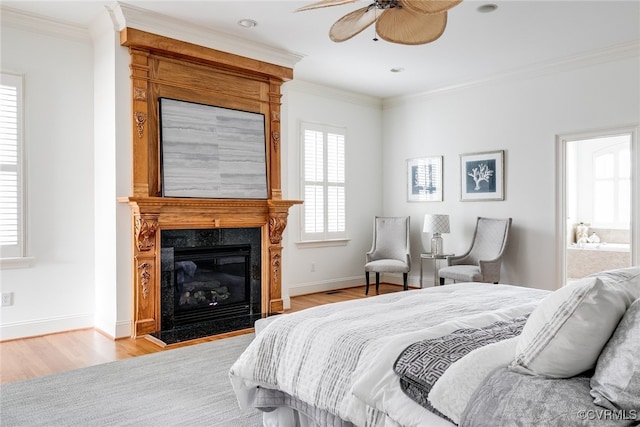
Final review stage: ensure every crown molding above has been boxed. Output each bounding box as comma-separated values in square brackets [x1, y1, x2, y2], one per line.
[284, 79, 382, 109]
[0, 3, 303, 69]
[384, 40, 640, 108]
[0, 6, 91, 43]
[111, 2, 303, 70]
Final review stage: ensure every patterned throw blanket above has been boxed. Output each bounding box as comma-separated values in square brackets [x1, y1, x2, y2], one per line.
[394, 316, 529, 419]
[229, 283, 549, 426]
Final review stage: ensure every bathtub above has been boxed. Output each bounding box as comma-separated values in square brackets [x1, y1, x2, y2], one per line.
[567, 242, 631, 279]
[569, 242, 630, 252]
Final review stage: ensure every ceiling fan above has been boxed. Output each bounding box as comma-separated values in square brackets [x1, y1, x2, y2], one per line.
[295, 0, 463, 45]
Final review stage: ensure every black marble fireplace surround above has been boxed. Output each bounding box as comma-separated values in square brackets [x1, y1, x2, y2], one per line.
[154, 227, 262, 344]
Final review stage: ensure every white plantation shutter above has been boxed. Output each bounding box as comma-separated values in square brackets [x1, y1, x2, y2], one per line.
[301, 122, 346, 241]
[0, 73, 24, 258]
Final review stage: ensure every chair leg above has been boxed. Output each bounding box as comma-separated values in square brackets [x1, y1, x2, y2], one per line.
[375, 273, 380, 293]
[403, 273, 408, 291]
[439, 277, 445, 286]
[365, 272, 370, 295]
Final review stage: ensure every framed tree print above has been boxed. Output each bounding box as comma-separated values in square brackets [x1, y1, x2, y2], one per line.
[460, 150, 504, 201]
[407, 156, 443, 202]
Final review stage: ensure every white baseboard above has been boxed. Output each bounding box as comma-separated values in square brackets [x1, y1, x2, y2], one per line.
[115, 320, 133, 339]
[286, 273, 421, 298]
[0, 313, 93, 341]
[286, 276, 363, 297]
[94, 320, 133, 340]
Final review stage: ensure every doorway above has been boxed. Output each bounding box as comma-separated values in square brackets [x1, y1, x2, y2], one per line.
[556, 127, 639, 286]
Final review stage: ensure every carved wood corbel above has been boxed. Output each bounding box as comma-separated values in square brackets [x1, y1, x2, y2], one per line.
[134, 215, 158, 251]
[268, 213, 288, 244]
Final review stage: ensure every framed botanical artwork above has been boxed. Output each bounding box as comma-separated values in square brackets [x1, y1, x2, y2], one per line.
[460, 150, 504, 201]
[407, 156, 443, 202]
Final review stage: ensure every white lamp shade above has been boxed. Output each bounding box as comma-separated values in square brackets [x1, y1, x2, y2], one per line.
[423, 214, 450, 234]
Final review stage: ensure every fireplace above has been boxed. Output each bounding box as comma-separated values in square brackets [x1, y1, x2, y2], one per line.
[172, 245, 252, 325]
[155, 228, 262, 344]
[119, 28, 301, 344]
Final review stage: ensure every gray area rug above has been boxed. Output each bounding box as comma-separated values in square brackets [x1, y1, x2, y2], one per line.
[0, 333, 262, 427]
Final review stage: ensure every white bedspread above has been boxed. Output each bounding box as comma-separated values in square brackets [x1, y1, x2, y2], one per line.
[229, 283, 549, 426]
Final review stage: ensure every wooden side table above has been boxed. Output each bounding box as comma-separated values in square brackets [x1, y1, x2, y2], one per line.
[420, 253, 454, 288]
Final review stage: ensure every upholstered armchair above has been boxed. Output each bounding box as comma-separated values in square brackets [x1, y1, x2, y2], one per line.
[438, 217, 512, 285]
[365, 216, 411, 295]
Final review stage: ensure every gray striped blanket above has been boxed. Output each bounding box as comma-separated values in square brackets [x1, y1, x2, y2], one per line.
[229, 283, 549, 426]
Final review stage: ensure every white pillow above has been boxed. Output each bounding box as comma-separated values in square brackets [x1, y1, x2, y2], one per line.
[510, 276, 633, 378]
[429, 337, 519, 425]
[590, 266, 640, 300]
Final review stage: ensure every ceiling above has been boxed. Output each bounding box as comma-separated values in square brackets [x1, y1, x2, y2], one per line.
[3, 1, 639, 99]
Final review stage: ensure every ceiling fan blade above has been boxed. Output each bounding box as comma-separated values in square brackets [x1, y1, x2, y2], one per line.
[329, 6, 379, 42]
[375, 7, 447, 45]
[401, 0, 462, 15]
[401, 0, 462, 14]
[295, 0, 359, 12]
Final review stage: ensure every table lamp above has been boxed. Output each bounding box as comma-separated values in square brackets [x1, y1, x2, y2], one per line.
[423, 214, 450, 256]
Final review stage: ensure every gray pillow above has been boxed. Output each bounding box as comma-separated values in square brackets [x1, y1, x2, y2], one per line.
[590, 298, 640, 411]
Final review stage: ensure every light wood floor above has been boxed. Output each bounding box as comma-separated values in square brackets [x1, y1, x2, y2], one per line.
[0, 283, 404, 385]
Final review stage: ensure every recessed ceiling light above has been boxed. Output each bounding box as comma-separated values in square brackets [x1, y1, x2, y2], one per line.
[477, 4, 498, 13]
[390, 67, 405, 73]
[238, 19, 258, 28]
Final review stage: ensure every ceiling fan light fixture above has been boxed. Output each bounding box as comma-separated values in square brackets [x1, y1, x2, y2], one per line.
[237, 19, 258, 29]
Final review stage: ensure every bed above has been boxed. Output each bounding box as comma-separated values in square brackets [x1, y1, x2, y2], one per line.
[229, 267, 640, 427]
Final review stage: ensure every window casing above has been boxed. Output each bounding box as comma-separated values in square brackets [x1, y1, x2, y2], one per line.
[300, 122, 346, 242]
[0, 73, 25, 259]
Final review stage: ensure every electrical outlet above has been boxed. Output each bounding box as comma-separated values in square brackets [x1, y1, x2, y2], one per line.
[310, 262, 316, 272]
[1, 292, 13, 306]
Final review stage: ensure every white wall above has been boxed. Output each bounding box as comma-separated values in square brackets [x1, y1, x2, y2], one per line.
[2, 9, 638, 340]
[281, 81, 384, 302]
[382, 53, 639, 290]
[0, 24, 95, 340]
[90, 9, 133, 339]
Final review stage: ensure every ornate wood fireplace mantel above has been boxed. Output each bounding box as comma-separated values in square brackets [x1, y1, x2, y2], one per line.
[118, 28, 301, 338]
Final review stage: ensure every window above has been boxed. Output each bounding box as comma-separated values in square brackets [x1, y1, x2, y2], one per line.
[593, 140, 630, 228]
[0, 73, 25, 259]
[300, 121, 346, 242]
